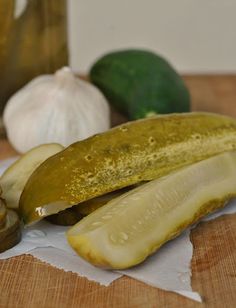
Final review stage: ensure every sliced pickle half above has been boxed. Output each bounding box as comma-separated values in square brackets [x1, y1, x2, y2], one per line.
[67, 151, 236, 269]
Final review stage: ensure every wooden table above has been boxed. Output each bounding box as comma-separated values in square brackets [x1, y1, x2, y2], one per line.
[0, 75, 236, 308]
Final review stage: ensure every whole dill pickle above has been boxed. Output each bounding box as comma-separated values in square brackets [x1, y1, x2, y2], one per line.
[19, 112, 236, 224]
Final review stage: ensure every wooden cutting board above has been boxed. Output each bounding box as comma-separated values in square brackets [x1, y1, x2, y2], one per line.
[0, 75, 236, 308]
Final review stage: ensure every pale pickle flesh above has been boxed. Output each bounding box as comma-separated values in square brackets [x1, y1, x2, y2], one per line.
[19, 112, 236, 224]
[67, 151, 236, 269]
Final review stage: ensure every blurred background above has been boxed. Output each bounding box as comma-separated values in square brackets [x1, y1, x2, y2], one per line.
[1, 0, 236, 155]
[68, 0, 236, 74]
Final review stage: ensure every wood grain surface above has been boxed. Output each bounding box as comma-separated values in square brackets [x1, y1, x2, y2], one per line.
[0, 75, 236, 308]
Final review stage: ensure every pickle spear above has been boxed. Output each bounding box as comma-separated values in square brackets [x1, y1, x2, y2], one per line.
[0, 143, 64, 209]
[20, 112, 236, 224]
[0, 209, 21, 253]
[67, 151, 236, 269]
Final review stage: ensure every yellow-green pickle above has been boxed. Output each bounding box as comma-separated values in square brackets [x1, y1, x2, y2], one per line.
[67, 151, 236, 269]
[19, 112, 236, 224]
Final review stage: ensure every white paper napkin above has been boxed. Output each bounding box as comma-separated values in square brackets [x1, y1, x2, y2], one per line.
[1, 157, 236, 302]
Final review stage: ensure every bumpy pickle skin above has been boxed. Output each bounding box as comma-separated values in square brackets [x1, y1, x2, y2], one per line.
[67, 151, 236, 269]
[19, 112, 236, 224]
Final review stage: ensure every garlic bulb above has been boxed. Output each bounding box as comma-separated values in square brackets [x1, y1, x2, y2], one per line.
[3, 67, 110, 153]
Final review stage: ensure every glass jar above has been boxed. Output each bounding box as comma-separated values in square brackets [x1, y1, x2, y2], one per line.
[0, 0, 68, 114]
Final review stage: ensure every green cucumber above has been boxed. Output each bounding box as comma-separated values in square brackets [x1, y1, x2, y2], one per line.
[90, 49, 190, 119]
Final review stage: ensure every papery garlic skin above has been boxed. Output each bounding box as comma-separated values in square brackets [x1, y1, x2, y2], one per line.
[3, 67, 110, 153]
